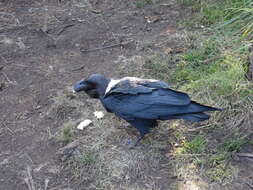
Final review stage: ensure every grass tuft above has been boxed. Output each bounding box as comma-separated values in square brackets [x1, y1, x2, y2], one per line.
[145, 55, 172, 82]
[222, 136, 248, 152]
[135, 0, 153, 8]
[171, 36, 253, 104]
[180, 0, 253, 38]
[58, 121, 75, 144]
[79, 150, 98, 165]
[182, 136, 206, 154]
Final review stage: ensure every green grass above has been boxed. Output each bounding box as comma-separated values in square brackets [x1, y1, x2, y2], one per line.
[171, 35, 253, 104]
[222, 135, 248, 152]
[221, 0, 253, 38]
[135, 0, 153, 8]
[180, 0, 253, 38]
[144, 55, 172, 82]
[182, 136, 206, 154]
[171, 38, 222, 82]
[206, 161, 233, 183]
[59, 124, 74, 144]
[79, 150, 98, 165]
[163, 0, 253, 185]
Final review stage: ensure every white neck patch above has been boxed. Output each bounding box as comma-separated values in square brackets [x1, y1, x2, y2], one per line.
[105, 79, 120, 95]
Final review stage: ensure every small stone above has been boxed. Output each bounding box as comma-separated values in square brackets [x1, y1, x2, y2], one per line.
[0, 158, 9, 166]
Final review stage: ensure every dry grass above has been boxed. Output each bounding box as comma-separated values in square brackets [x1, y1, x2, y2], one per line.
[52, 86, 175, 189]
[48, 0, 253, 188]
[59, 96, 175, 189]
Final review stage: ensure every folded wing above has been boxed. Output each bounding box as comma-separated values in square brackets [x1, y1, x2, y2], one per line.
[102, 79, 218, 121]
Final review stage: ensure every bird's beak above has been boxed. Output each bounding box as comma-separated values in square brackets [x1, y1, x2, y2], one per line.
[73, 80, 89, 93]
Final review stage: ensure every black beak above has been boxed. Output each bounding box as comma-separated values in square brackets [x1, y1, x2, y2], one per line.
[73, 79, 99, 98]
[73, 80, 90, 92]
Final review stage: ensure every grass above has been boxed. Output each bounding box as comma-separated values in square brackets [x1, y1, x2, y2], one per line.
[56, 96, 175, 189]
[135, 0, 153, 8]
[135, 0, 253, 186]
[172, 40, 252, 101]
[59, 123, 74, 144]
[119, 25, 252, 185]
[64, 148, 111, 189]
[222, 135, 248, 152]
[182, 136, 206, 154]
[144, 55, 173, 82]
[180, 0, 253, 38]
[56, 0, 253, 189]
[167, 0, 253, 186]
[79, 150, 98, 165]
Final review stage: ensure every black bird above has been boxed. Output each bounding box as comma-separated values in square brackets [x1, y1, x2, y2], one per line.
[73, 74, 221, 146]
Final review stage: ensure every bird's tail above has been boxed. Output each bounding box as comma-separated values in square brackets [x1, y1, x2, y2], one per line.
[171, 101, 221, 122]
[173, 112, 210, 122]
[187, 101, 222, 113]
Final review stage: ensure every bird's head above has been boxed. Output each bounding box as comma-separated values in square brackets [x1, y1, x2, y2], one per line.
[73, 74, 110, 99]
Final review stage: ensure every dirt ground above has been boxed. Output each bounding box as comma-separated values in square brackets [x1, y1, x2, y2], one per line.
[0, 0, 252, 190]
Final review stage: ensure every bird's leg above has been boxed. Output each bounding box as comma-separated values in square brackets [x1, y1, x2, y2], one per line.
[133, 134, 145, 146]
[128, 134, 145, 149]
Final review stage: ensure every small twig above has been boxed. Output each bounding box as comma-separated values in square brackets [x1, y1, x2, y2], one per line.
[42, 1, 48, 33]
[160, 3, 173, 6]
[166, 153, 209, 157]
[236, 153, 253, 158]
[248, 97, 253, 104]
[24, 153, 34, 165]
[24, 178, 32, 190]
[246, 182, 253, 189]
[7, 64, 48, 73]
[201, 55, 223, 64]
[71, 65, 85, 72]
[80, 42, 122, 53]
[187, 124, 213, 132]
[24, 166, 36, 190]
[2, 72, 14, 84]
[80, 40, 132, 53]
[57, 23, 75, 36]
[44, 178, 49, 190]
[2, 122, 14, 135]
[0, 55, 8, 64]
[221, 159, 231, 183]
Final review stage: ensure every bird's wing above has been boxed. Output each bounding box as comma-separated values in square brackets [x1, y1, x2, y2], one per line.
[102, 79, 192, 120]
[105, 77, 169, 97]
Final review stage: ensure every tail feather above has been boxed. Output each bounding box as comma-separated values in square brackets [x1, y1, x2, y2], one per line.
[159, 101, 221, 121]
[173, 112, 210, 122]
[188, 101, 221, 113]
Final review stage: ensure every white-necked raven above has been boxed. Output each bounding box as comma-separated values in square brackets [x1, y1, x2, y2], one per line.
[73, 74, 221, 146]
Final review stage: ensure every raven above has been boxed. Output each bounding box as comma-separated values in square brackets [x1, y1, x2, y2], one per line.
[73, 74, 221, 146]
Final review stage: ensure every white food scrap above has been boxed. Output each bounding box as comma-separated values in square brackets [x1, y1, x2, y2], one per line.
[77, 119, 92, 130]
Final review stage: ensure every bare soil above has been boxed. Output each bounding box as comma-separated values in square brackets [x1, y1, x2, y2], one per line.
[0, 0, 252, 190]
